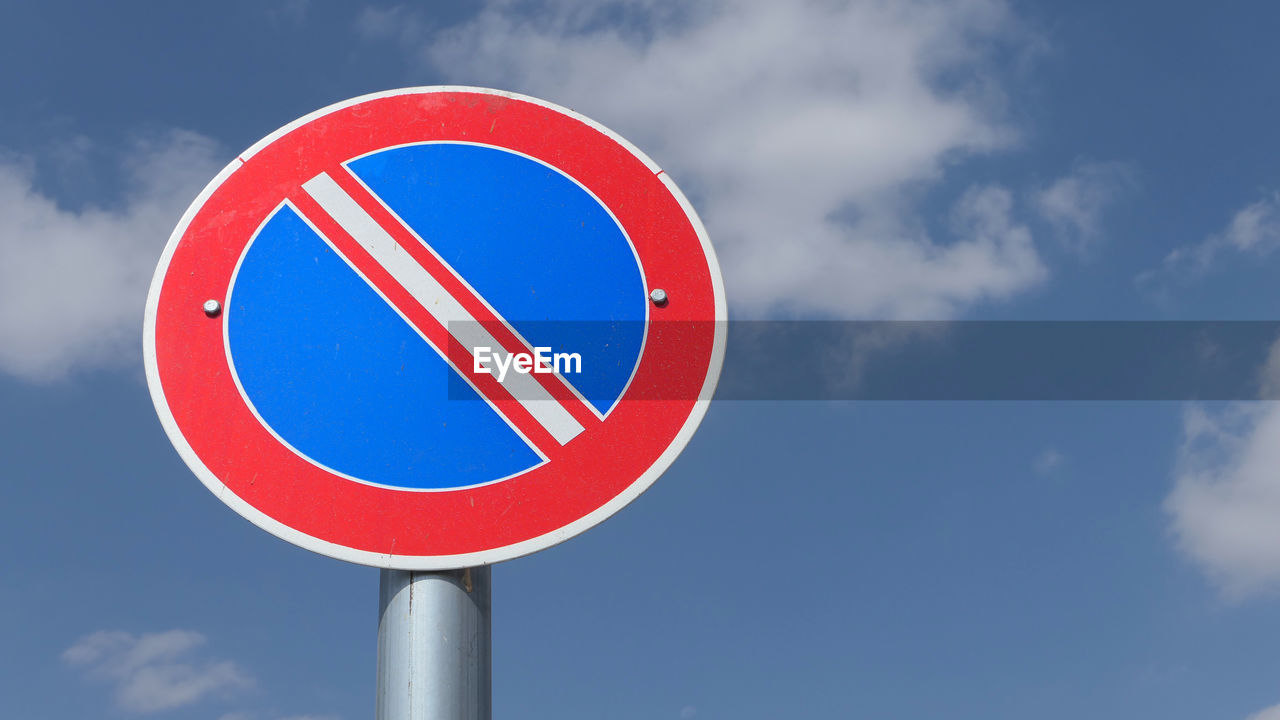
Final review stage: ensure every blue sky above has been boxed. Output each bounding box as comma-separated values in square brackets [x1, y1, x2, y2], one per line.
[4, 1, 1280, 718]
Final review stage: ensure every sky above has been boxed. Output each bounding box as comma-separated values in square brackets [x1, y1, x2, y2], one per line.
[3, 0, 1280, 718]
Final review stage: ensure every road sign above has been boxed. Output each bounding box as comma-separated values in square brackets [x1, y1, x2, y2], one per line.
[143, 87, 726, 568]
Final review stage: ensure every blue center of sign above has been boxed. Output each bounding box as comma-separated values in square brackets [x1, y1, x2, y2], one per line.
[226, 143, 646, 490]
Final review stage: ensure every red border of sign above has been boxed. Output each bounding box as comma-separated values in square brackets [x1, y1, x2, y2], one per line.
[143, 87, 726, 568]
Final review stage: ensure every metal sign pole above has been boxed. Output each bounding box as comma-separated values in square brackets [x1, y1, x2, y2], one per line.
[377, 568, 492, 720]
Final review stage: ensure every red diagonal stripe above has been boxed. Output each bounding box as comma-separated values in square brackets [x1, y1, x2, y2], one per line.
[287, 191, 564, 458]
[328, 163, 604, 431]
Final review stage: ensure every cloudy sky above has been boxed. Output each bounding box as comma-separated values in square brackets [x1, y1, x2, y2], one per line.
[4, 1, 1280, 718]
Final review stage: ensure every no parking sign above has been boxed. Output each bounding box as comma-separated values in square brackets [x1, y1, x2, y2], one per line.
[144, 87, 726, 568]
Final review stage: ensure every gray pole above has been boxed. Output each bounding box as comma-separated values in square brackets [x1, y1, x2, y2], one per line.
[377, 567, 492, 720]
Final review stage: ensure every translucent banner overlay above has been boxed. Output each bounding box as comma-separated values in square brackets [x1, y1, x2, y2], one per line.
[447, 321, 1280, 401]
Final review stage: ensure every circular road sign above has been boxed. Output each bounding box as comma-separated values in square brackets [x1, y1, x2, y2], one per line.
[143, 87, 726, 569]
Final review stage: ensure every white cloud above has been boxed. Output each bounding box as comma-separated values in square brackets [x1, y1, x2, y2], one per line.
[1165, 397, 1280, 598]
[0, 130, 223, 381]
[362, 0, 1049, 318]
[1165, 338, 1280, 598]
[1033, 160, 1133, 253]
[1033, 447, 1063, 475]
[1140, 191, 1280, 288]
[63, 629, 252, 714]
[1247, 702, 1280, 720]
[1223, 194, 1280, 254]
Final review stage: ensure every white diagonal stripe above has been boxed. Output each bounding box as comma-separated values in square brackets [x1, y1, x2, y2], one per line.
[301, 171, 585, 446]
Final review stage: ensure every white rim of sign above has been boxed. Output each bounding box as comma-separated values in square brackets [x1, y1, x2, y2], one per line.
[142, 86, 728, 569]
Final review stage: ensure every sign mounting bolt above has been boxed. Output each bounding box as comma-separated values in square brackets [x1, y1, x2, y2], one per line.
[649, 288, 668, 306]
[203, 299, 222, 318]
